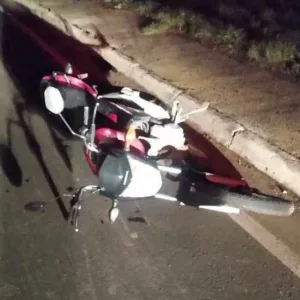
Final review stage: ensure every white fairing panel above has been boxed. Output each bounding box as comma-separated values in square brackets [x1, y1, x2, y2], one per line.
[120, 156, 163, 198]
[132, 95, 170, 119]
[140, 123, 186, 156]
[121, 88, 170, 119]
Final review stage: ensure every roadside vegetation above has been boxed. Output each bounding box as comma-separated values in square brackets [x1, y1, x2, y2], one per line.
[102, 0, 300, 79]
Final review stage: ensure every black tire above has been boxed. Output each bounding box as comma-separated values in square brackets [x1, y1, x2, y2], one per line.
[221, 190, 295, 216]
[180, 179, 296, 217]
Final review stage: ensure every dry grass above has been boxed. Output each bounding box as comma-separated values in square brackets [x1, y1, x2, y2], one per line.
[265, 41, 297, 64]
[248, 43, 265, 62]
[141, 10, 186, 34]
[248, 41, 297, 65]
[134, 1, 157, 16]
[141, 21, 171, 35]
[216, 26, 245, 48]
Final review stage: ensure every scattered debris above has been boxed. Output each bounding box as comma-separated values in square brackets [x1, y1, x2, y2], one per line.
[128, 217, 147, 223]
[66, 186, 74, 192]
[24, 201, 47, 212]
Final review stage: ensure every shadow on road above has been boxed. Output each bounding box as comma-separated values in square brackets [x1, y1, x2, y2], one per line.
[12, 95, 70, 219]
[0, 143, 22, 187]
[0, 6, 104, 299]
[0, 4, 113, 219]
[183, 124, 242, 179]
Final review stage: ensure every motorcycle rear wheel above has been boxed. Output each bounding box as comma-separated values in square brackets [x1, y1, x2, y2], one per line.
[180, 178, 296, 217]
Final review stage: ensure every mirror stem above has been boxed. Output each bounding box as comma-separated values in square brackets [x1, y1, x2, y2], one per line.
[89, 103, 99, 145]
[92, 103, 99, 124]
[84, 106, 89, 126]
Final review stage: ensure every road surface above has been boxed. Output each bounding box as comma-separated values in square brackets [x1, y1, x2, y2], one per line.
[0, 4, 300, 300]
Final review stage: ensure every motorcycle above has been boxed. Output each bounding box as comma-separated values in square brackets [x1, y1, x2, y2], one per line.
[43, 82, 296, 232]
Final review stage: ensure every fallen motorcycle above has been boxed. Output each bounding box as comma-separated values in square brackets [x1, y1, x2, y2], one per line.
[43, 84, 296, 232]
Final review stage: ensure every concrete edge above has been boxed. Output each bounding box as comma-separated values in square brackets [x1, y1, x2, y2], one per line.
[12, 0, 300, 197]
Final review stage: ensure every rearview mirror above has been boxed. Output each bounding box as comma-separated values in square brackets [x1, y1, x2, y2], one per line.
[44, 86, 64, 114]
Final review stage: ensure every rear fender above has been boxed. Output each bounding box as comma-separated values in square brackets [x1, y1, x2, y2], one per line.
[205, 174, 247, 188]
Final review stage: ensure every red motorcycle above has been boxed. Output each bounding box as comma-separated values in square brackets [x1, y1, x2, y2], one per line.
[41, 64, 295, 231]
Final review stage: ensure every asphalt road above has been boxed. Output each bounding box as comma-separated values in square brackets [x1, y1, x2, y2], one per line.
[1, 5, 300, 300]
